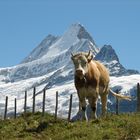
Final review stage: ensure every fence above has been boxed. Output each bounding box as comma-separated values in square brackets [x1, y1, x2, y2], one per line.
[2, 83, 140, 121]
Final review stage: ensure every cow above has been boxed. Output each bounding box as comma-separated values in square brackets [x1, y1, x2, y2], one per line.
[71, 51, 131, 120]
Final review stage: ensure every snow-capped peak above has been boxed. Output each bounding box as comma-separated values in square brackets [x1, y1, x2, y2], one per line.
[63, 23, 96, 45]
[32, 23, 92, 60]
[22, 23, 98, 64]
[95, 45, 119, 62]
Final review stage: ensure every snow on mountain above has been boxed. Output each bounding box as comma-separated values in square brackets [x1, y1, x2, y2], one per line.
[21, 34, 60, 63]
[0, 74, 140, 118]
[0, 23, 140, 118]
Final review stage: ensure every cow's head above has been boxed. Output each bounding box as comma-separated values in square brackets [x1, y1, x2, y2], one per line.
[71, 51, 93, 79]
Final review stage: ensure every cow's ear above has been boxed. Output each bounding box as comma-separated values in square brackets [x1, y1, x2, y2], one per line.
[87, 50, 93, 62]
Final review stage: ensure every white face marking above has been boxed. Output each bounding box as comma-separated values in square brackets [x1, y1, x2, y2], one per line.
[72, 55, 88, 78]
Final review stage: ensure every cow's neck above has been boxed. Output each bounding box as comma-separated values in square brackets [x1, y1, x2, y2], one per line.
[75, 75, 87, 88]
[75, 74, 97, 88]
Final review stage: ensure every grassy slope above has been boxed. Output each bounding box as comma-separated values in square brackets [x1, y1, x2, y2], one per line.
[0, 112, 140, 140]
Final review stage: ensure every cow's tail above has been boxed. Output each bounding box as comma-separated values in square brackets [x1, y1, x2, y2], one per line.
[109, 89, 132, 101]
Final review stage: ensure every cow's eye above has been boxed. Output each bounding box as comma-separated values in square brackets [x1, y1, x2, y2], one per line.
[83, 61, 87, 65]
[74, 61, 79, 65]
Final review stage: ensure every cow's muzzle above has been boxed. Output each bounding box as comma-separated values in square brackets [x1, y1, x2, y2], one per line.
[75, 69, 85, 79]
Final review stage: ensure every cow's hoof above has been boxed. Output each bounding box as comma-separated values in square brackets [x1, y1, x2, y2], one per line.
[85, 104, 97, 121]
[71, 111, 86, 122]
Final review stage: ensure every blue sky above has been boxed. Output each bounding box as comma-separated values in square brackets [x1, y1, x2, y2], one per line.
[0, 0, 140, 71]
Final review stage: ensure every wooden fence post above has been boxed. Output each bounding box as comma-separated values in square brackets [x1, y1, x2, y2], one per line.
[116, 89, 119, 115]
[14, 98, 17, 119]
[68, 94, 73, 122]
[42, 89, 46, 116]
[4, 96, 8, 120]
[32, 87, 36, 114]
[24, 91, 27, 114]
[137, 83, 140, 112]
[55, 91, 58, 120]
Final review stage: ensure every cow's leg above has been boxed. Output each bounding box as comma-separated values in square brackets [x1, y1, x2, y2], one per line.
[78, 96, 86, 120]
[100, 93, 108, 116]
[74, 90, 86, 121]
[77, 92, 81, 112]
[99, 86, 109, 116]
[79, 98, 86, 111]
[71, 92, 86, 122]
[88, 97, 98, 120]
[86, 86, 99, 120]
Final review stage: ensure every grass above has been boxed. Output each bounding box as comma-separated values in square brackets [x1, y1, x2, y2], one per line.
[0, 112, 140, 140]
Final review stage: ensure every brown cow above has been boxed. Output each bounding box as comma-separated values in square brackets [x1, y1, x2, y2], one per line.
[71, 51, 131, 120]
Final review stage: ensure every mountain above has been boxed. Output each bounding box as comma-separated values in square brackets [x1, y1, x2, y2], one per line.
[95, 45, 139, 76]
[22, 23, 98, 64]
[0, 23, 139, 118]
[0, 23, 138, 83]
[0, 23, 99, 83]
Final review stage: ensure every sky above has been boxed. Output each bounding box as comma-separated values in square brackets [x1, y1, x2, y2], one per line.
[0, 0, 140, 71]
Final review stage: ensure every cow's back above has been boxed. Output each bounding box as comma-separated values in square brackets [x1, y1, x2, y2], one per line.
[94, 60, 110, 87]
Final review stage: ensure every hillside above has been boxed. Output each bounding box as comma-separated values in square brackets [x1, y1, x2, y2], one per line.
[0, 112, 140, 140]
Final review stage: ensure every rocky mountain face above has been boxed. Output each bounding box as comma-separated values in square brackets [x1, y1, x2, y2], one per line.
[0, 23, 139, 85]
[21, 34, 60, 64]
[95, 45, 139, 76]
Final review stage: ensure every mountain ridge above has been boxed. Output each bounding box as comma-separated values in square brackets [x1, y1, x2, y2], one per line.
[0, 23, 139, 84]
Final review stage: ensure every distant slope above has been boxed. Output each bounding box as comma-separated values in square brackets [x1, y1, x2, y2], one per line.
[0, 74, 140, 118]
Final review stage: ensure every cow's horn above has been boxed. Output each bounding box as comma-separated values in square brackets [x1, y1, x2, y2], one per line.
[87, 50, 91, 57]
